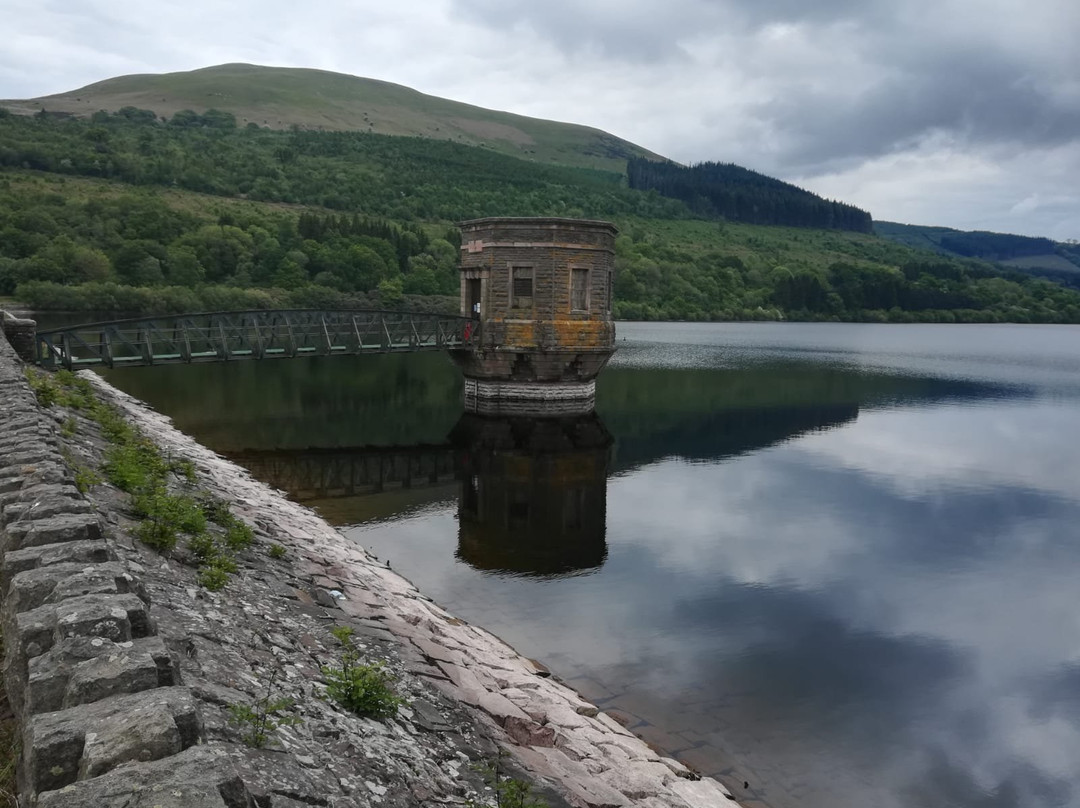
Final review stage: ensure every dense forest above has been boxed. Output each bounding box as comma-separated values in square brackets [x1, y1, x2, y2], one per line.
[938, 231, 1057, 260]
[2, 107, 1079, 323]
[627, 158, 873, 233]
[0, 108, 684, 221]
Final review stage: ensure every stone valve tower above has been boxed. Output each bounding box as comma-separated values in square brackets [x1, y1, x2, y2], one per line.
[448, 217, 618, 414]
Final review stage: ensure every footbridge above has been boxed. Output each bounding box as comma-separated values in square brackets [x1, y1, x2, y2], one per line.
[32, 309, 478, 370]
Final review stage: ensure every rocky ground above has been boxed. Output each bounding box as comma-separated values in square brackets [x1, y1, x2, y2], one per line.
[0, 333, 740, 807]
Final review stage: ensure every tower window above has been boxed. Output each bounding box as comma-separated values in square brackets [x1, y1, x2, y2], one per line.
[512, 267, 533, 310]
[571, 268, 589, 311]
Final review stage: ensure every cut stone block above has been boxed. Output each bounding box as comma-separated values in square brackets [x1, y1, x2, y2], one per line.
[1, 541, 115, 593]
[54, 593, 153, 644]
[7, 562, 145, 614]
[3, 495, 92, 528]
[13, 605, 58, 661]
[0, 464, 70, 492]
[27, 635, 178, 714]
[2, 512, 102, 553]
[0, 482, 79, 510]
[36, 744, 249, 808]
[25, 686, 202, 793]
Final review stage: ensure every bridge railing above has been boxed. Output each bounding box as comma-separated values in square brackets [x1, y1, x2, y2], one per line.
[37, 309, 478, 370]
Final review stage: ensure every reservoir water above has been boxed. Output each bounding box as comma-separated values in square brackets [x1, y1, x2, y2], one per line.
[86, 321, 1080, 808]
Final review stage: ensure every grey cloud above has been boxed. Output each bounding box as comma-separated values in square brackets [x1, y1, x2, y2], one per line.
[761, 45, 1080, 172]
[452, 0, 1080, 208]
[451, 0, 889, 59]
[450, 0, 719, 61]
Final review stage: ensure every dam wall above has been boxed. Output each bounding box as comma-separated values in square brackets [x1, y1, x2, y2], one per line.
[0, 325, 739, 807]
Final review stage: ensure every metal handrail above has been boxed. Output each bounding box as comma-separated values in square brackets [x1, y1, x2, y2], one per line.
[36, 309, 479, 370]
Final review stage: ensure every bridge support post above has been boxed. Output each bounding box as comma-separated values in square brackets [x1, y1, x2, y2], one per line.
[1, 310, 37, 364]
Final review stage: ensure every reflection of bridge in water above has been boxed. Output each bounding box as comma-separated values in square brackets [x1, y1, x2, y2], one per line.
[227, 403, 861, 503]
[227, 402, 861, 578]
[229, 444, 457, 501]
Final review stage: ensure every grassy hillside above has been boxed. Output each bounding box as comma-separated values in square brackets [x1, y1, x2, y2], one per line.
[0, 63, 663, 172]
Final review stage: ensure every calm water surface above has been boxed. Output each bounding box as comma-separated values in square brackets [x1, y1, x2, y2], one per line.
[94, 322, 1080, 808]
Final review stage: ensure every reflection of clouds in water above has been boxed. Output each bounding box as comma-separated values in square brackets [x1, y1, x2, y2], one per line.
[609, 456, 863, 587]
[795, 401, 1080, 501]
[603, 402, 1080, 807]
[348, 332, 1080, 808]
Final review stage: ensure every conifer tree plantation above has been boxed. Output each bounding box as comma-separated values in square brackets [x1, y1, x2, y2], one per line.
[2, 106, 1079, 323]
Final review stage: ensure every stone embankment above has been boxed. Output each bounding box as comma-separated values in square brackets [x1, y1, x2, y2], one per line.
[0, 325, 740, 807]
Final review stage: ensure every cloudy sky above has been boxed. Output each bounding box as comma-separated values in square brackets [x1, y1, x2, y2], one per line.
[2, 0, 1079, 239]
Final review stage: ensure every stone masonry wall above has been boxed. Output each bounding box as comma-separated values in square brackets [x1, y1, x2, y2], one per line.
[0, 328, 741, 808]
[1, 312, 36, 364]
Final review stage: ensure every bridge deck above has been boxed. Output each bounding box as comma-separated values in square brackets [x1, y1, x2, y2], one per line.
[36, 309, 477, 370]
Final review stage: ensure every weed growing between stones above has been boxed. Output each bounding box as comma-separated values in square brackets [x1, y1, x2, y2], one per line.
[131, 488, 205, 552]
[72, 464, 102, 494]
[268, 543, 287, 559]
[33, 367, 256, 591]
[227, 669, 301, 748]
[23, 365, 58, 407]
[187, 494, 254, 587]
[170, 457, 197, 484]
[322, 626, 404, 719]
[466, 750, 550, 808]
[60, 448, 103, 494]
[24, 367, 94, 411]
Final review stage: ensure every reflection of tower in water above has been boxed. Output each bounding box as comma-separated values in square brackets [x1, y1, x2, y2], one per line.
[449, 413, 612, 577]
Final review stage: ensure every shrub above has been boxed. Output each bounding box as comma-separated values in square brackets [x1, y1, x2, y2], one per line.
[187, 532, 217, 563]
[73, 465, 102, 493]
[227, 670, 300, 748]
[134, 516, 179, 552]
[132, 489, 205, 534]
[198, 494, 233, 526]
[322, 626, 403, 719]
[223, 521, 254, 552]
[466, 751, 550, 808]
[198, 564, 229, 591]
[323, 659, 403, 719]
[169, 457, 197, 483]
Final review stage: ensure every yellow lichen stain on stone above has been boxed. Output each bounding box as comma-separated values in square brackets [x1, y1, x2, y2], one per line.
[503, 322, 538, 347]
[551, 319, 608, 349]
[551, 456, 597, 483]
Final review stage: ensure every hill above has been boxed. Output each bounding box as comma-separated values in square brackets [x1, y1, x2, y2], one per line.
[1, 75, 1079, 323]
[0, 63, 664, 173]
[875, 221, 1080, 288]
